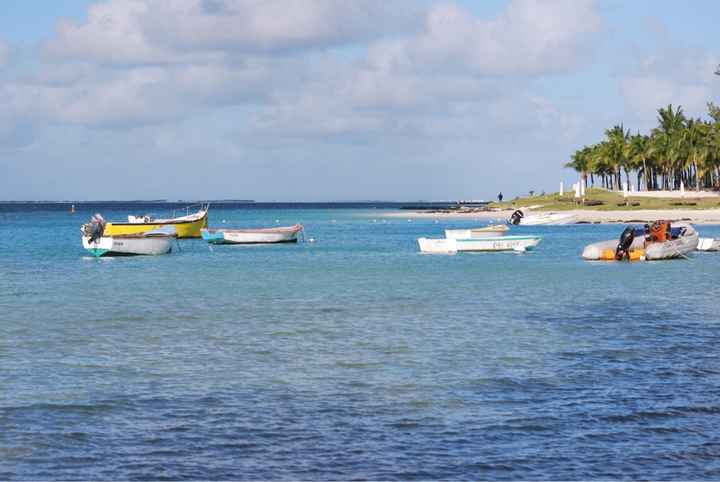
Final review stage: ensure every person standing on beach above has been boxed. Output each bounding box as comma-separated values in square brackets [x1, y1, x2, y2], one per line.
[498, 192, 503, 202]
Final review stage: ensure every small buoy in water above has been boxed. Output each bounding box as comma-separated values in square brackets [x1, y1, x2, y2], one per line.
[275, 219, 280, 223]
[222, 219, 226, 223]
[70, 204, 75, 214]
[308, 237, 316, 243]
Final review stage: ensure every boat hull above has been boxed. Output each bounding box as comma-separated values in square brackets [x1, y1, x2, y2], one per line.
[104, 210, 208, 239]
[697, 237, 720, 251]
[581, 238, 646, 261]
[418, 235, 542, 254]
[82, 235, 174, 257]
[512, 213, 575, 225]
[201, 224, 303, 244]
[445, 225, 509, 239]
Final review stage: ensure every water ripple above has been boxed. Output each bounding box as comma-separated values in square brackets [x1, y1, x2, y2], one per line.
[3, 210, 720, 479]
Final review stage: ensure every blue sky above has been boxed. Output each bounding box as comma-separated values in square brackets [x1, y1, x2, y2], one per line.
[0, 0, 718, 201]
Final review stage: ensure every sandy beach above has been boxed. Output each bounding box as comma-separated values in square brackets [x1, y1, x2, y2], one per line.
[384, 208, 720, 224]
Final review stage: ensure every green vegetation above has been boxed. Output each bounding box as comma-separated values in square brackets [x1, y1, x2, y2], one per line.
[489, 188, 720, 211]
[564, 103, 720, 192]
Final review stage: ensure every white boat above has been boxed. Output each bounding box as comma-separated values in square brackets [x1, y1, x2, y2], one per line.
[582, 221, 698, 261]
[127, 204, 208, 224]
[418, 235, 542, 254]
[444, 224, 509, 239]
[201, 224, 303, 244]
[81, 214, 175, 257]
[508, 209, 575, 225]
[697, 237, 720, 251]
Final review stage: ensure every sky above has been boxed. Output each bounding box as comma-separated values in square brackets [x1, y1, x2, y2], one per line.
[0, 0, 718, 201]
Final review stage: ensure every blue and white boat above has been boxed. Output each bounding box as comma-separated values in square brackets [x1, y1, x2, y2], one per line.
[201, 224, 303, 244]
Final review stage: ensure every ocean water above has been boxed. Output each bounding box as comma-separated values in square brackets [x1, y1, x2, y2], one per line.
[2, 202, 720, 480]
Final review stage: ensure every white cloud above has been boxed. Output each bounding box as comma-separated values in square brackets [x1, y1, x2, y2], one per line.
[143, 0, 422, 53]
[46, 0, 422, 64]
[368, 0, 602, 76]
[25, 0, 604, 132]
[621, 50, 720, 122]
[46, 1, 170, 65]
[1, 0, 606, 200]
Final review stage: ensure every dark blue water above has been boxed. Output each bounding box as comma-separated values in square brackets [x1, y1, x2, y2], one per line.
[2, 203, 720, 480]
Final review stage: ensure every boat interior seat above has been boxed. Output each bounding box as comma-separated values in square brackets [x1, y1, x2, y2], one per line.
[670, 227, 684, 239]
[633, 223, 685, 242]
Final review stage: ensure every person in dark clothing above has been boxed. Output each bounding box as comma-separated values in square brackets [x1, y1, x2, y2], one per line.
[498, 192, 503, 202]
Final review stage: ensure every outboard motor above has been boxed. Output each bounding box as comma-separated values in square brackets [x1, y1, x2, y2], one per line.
[85, 214, 106, 244]
[509, 209, 524, 225]
[615, 225, 635, 260]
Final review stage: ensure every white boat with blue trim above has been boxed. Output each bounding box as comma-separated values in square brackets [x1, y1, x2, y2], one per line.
[418, 235, 542, 254]
[201, 224, 303, 244]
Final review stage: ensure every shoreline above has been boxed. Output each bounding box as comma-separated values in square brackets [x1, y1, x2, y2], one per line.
[383, 208, 720, 224]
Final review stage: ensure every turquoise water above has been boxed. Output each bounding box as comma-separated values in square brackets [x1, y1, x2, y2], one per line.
[2, 203, 720, 479]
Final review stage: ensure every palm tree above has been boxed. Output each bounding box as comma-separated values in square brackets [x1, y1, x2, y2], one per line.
[652, 104, 687, 189]
[626, 133, 652, 191]
[589, 142, 613, 189]
[709, 102, 720, 123]
[565, 146, 591, 187]
[603, 124, 629, 190]
[562, 100, 720, 191]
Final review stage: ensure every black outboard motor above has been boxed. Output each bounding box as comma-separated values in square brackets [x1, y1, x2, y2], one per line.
[509, 209, 524, 225]
[86, 214, 106, 244]
[615, 225, 635, 260]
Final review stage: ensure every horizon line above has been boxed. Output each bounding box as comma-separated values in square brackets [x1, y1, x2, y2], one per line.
[0, 199, 488, 204]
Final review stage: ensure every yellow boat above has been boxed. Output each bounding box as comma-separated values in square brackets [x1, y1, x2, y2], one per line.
[103, 204, 209, 239]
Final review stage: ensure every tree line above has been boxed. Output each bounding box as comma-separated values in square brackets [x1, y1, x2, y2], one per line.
[565, 103, 720, 192]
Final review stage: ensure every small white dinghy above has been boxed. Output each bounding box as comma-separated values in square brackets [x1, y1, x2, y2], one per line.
[582, 221, 698, 261]
[445, 224, 509, 239]
[418, 235, 542, 254]
[81, 214, 175, 257]
[697, 237, 720, 251]
[509, 209, 575, 226]
[201, 224, 303, 244]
